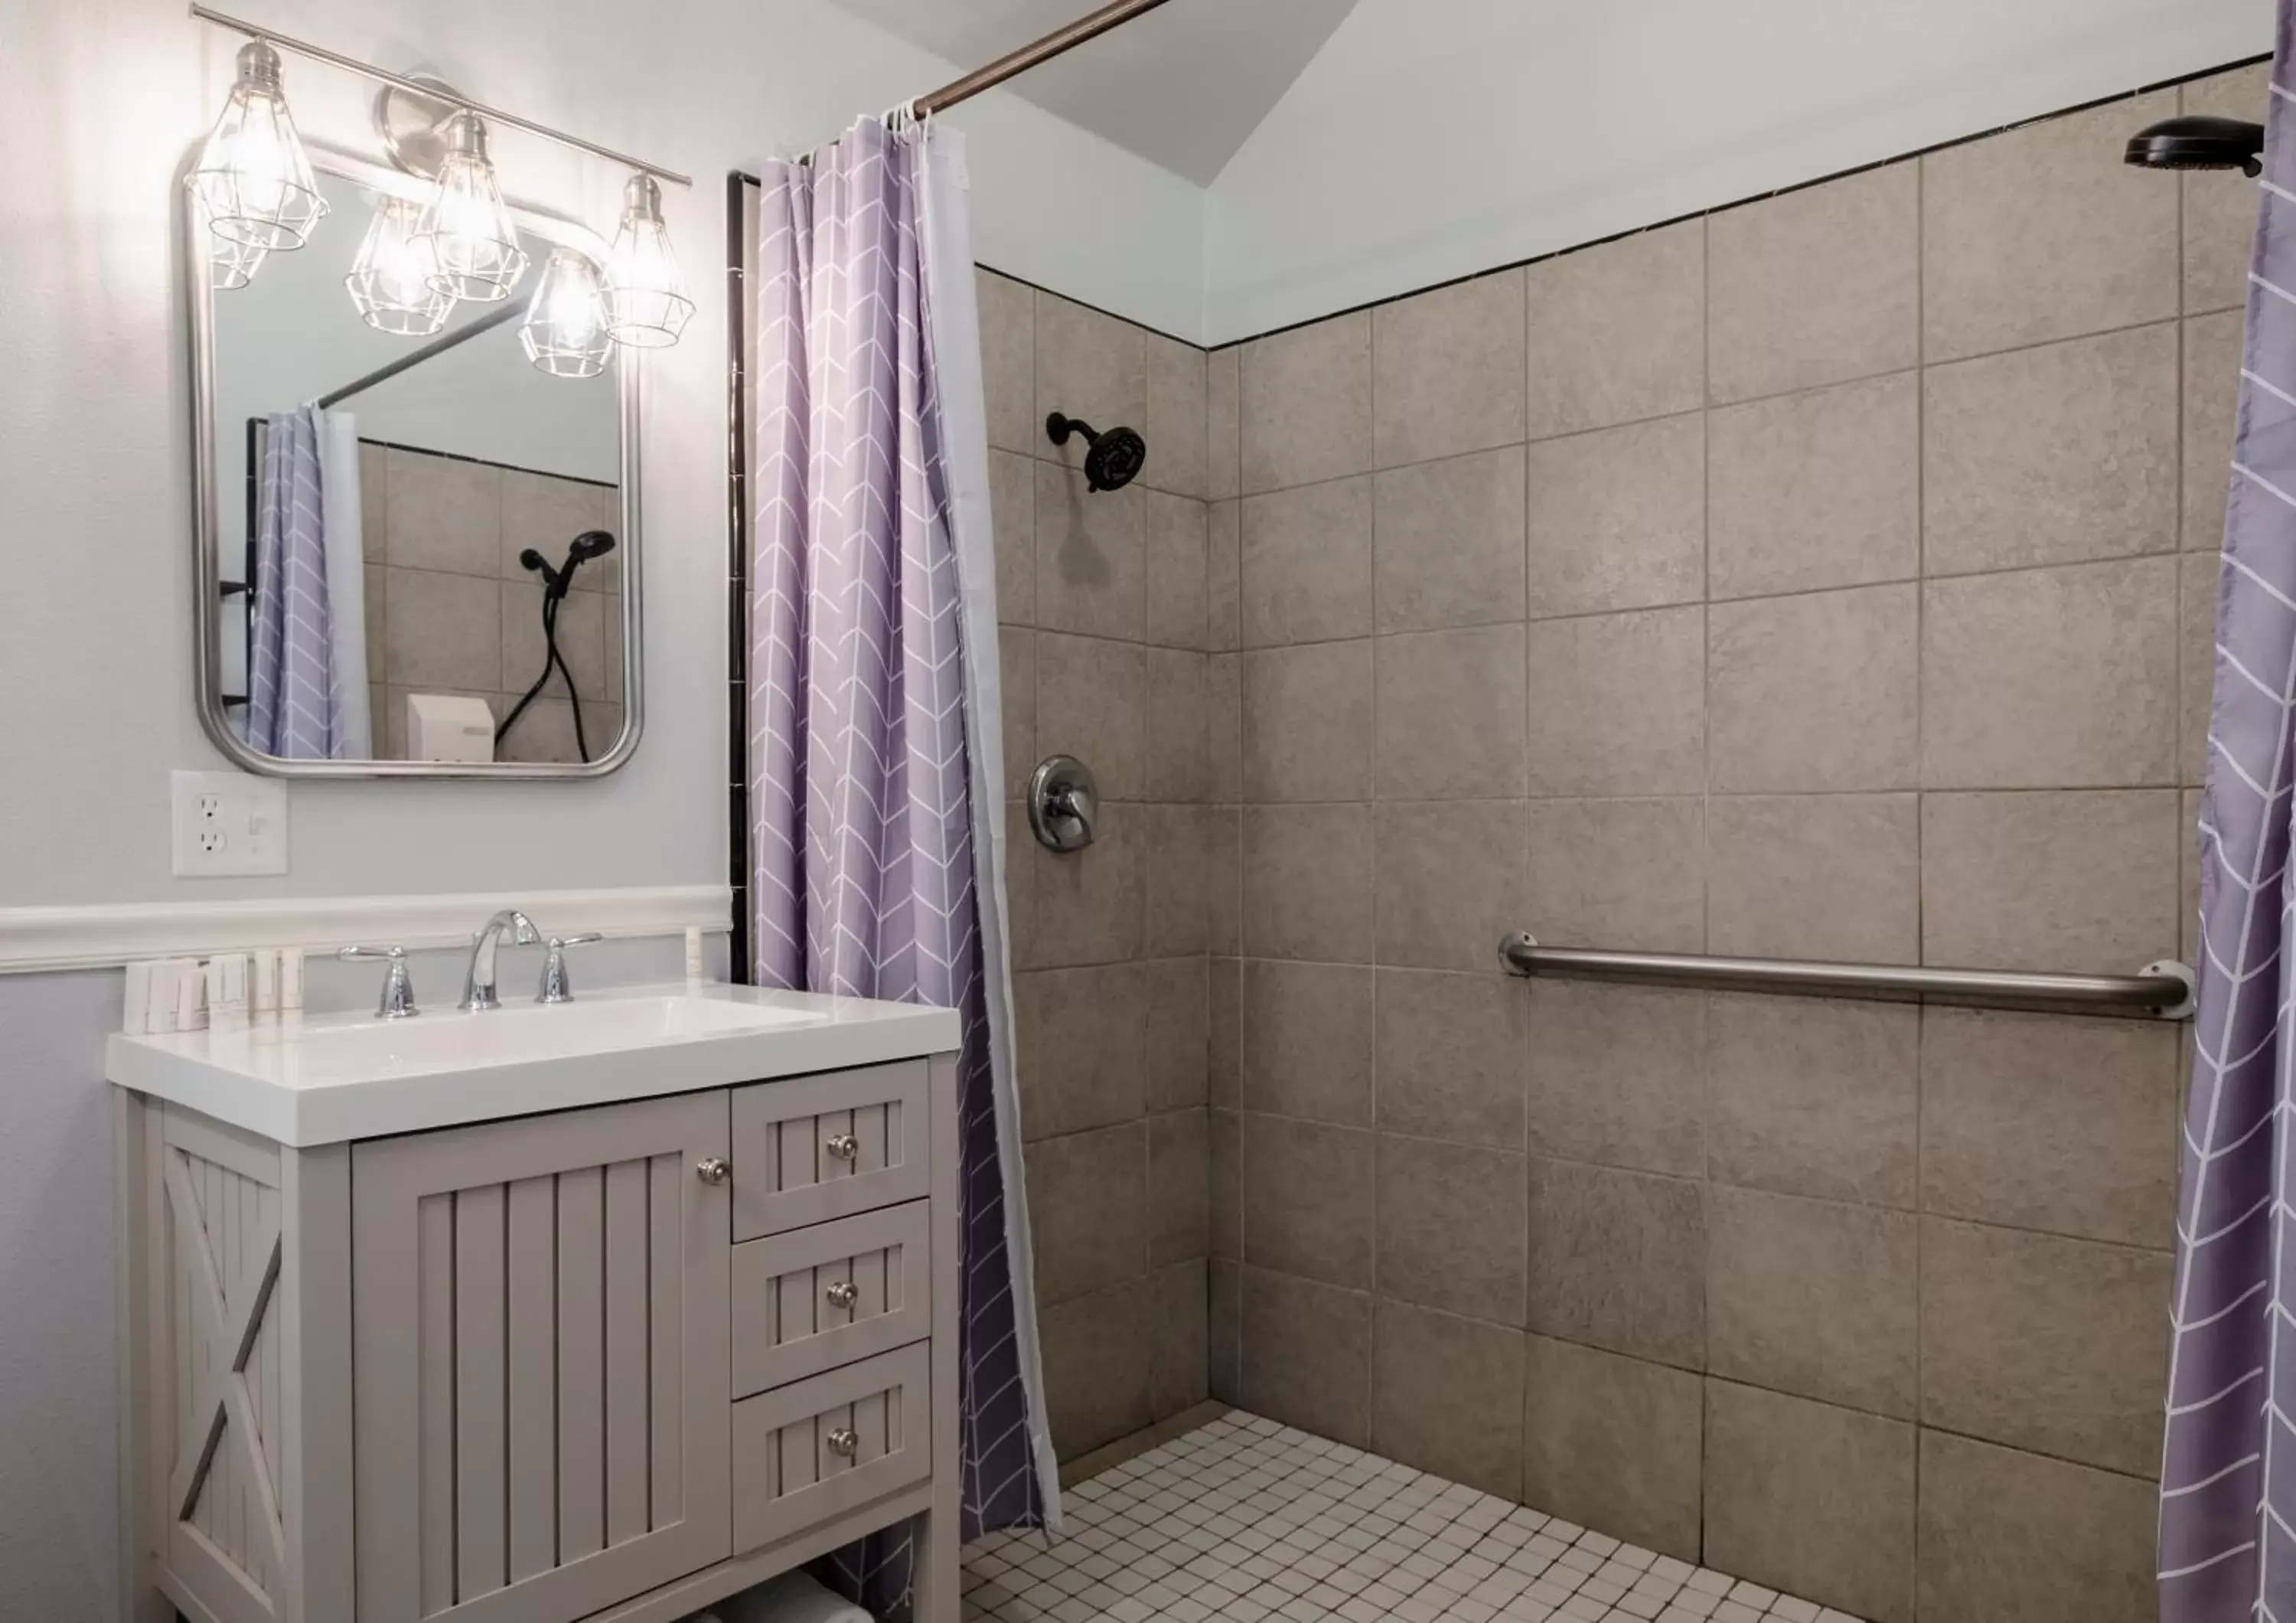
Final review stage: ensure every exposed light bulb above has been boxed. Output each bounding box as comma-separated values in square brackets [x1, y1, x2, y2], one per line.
[188, 40, 328, 251]
[520, 248, 613, 379]
[602, 173, 693, 348]
[413, 113, 529, 302]
[346, 196, 456, 336]
[210, 231, 269, 291]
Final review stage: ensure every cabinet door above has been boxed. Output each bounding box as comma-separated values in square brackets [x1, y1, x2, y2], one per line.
[351, 1092, 731, 1623]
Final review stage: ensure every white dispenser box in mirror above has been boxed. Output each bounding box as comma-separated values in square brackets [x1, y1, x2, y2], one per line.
[407, 693, 498, 763]
[110, 979, 967, 1623]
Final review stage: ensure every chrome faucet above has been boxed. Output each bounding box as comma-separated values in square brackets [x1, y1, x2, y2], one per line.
[461, 909, 541, 1011]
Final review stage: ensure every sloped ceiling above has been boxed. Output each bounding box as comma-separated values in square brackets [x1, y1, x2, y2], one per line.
[830, 0, 1361, 185]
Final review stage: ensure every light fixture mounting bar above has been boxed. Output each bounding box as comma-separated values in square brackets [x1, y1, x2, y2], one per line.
[187, 3, 693, 188]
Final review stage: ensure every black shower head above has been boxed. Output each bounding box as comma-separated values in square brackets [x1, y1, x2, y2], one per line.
[569, 530, 617, 564]
[1047, 413, 1148, 493]
[2126, 115, 2265, 176]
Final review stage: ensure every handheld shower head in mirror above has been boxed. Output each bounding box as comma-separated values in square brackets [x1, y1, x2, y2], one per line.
[520, 530, 617, 599]
[503, 527, 619, 764]
[1047, 412, 1147, 492]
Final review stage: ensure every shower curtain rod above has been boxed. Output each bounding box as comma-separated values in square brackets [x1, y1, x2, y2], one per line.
[908, 0, 1179, 116]
[315, 299, 524, 409]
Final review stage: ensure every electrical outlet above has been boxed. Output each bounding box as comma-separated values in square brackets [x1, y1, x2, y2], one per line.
[171, 770, 288, 877]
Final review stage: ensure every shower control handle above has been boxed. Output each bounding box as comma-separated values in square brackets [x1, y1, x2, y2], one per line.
[1028, 755, 1099, 854]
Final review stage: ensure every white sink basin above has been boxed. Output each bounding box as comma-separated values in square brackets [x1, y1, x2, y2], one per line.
[106, 981, 962, 1147]
[286, 993, 821, 1083]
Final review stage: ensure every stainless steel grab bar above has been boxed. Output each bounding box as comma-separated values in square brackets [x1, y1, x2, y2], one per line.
[1497, 932, 2197, 1020]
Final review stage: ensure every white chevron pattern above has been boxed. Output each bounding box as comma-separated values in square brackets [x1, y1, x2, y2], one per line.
[2161, 22, 2296, 1620]
[246, 408, 348, 760]
[748, 118, 1049, 1622]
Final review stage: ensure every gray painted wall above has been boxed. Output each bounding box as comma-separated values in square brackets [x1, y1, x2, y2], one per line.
[0, 970, 130, 1619]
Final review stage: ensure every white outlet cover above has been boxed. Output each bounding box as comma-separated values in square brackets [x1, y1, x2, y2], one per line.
[171, 770, 289, 877]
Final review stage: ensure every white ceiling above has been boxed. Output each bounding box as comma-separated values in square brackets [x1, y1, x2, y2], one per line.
[833, 0, 1362, 185]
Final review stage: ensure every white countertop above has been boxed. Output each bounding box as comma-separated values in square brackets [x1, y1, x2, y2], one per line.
[106, 981, 963, 1147]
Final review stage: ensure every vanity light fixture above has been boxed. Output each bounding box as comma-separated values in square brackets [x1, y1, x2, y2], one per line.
[414, 112, 529, 302]
[344, 195, 455, 335]
[521, 248, 613, 378]
[187, 7, 696, 353]
[188, 38, 328, 252]
[602, 174, 693, 348]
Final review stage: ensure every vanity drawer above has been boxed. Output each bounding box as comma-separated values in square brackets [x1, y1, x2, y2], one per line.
[732, 1342, 932, 1554]
[732, 1200, 931, 1398]
[731, 1060, 930, 1240]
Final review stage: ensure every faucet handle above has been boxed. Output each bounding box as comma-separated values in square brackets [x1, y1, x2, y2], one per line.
[338, 945, 419, 1020]
[537, 934, 605, 1005]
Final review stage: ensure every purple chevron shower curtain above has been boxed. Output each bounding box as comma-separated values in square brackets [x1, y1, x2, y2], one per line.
[2162, 14, 2296, 1617]
[749, 116, 1052, 1617]
[246, 408, 342, 759]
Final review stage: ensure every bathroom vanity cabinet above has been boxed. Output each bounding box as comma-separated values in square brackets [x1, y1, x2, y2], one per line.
[111, 989, 964, 1623]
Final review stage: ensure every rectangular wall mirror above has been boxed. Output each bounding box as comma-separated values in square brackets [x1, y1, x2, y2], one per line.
[188, 149, 642, 777]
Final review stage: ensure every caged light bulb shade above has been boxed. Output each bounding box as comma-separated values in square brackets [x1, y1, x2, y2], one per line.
[413, 113, 529, 302]
[602, 174, 693, 348]
[210, 231, 270, 292]
[188, 41, 328, 252]
[520, 248, 612, 379]
[346, 196, 455, 336]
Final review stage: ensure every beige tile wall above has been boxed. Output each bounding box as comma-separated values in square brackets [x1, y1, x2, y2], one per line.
[359, 442, 625, 764]
[1201, 65, 2261, 1623]
[978, 269, 1218, 1459]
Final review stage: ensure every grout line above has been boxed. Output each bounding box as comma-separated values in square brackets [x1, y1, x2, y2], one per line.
[1187, 542, 2189, 660]
[1362, 313, 1383, 1452]
[1911, 148, 1929, 1555]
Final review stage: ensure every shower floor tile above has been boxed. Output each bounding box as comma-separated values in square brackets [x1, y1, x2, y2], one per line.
[960, 1410, 1857, 1623]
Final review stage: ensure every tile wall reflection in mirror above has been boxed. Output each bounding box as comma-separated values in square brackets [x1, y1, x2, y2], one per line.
[207, 166, 633, 770]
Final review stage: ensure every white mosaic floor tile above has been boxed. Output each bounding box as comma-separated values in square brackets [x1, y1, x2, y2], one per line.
[960, 1412, 1856, 1623]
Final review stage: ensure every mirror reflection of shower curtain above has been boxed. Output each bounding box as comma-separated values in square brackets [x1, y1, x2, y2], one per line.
[318, 413, 372, 756]
[247, 406, 369, 759]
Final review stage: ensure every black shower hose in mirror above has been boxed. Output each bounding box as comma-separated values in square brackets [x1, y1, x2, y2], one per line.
[498, 530, 616, 763]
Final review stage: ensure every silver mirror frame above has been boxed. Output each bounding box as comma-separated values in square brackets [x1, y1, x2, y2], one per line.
[183, 141, 644, 779]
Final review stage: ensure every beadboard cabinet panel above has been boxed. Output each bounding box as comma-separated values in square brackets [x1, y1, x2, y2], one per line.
[350, 1092, 733, 1623]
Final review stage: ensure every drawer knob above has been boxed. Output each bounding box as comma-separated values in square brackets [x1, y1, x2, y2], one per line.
[827, 1427, 859, 1460]
[696, 1157, 731, 1186]
[825, 1279, 859, 1311]
[824, 1133, 859, 1162]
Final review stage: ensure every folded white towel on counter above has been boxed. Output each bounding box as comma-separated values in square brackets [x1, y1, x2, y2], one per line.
[696, 1568, 873, 1623]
